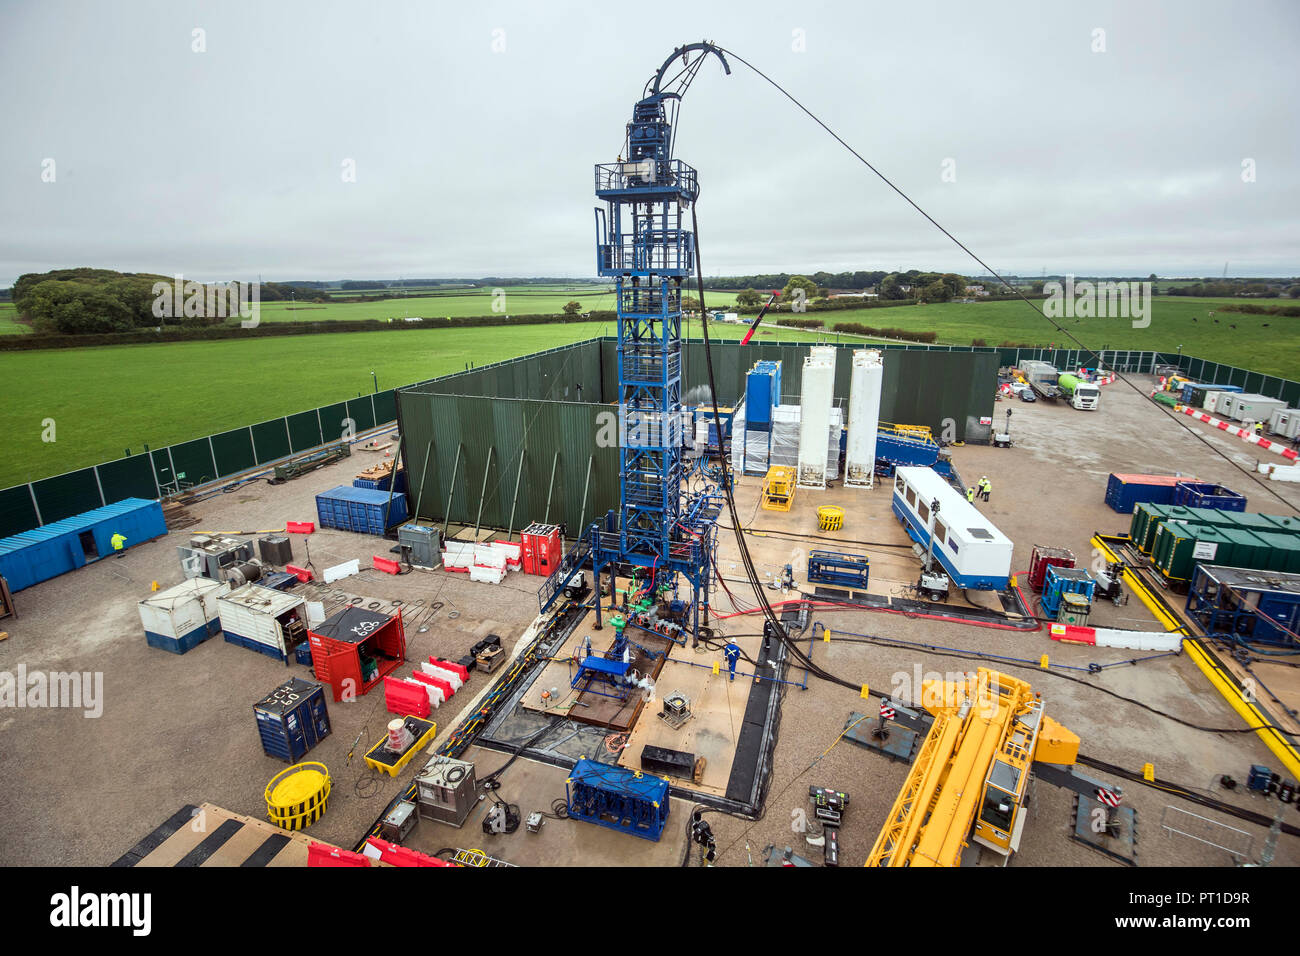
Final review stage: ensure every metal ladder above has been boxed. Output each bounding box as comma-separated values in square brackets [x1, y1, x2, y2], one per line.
[452, 848, 515, 868]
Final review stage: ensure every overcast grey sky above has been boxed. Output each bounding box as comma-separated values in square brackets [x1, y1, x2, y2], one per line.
[1, 0, 1297, 287]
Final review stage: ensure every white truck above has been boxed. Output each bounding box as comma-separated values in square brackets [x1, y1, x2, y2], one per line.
[1057, 373, 1101, 410]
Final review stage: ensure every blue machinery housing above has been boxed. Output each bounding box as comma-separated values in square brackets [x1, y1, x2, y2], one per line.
[891, 466, 1013, 591]
[1186, 565, 1300, 648]
[566, 758, 670, 841]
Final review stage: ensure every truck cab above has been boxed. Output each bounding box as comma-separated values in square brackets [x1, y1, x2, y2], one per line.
[1071, 384, 1100, 410]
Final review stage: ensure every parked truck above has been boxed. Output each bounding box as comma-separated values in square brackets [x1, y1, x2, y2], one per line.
[1057, 373, 1101, 410]
[1017, 360, 1062, 400]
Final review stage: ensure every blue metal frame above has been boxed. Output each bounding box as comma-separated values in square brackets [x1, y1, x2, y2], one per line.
[1186, 565, 1300, 648]
[807, 550, 870, 590]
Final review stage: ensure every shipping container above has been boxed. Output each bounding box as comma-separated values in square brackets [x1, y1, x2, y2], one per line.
[1028, 545, 1076, 591]
[1130, 503, 1170, 553]
[1255, 533, 1300, 574]
[1268, 408, 1300, 440]
[309, 606, 407, 702]
[0, 498, 167, 592]
[1105, 473, 1197, 514]
[253, 677, 331, 763]
[1203, 388, 1243, 414]
[138, 577, 229, 654]
[1154, 523, 1271, 583]
[217, 583, 308, 663]
[1187, 384, 1242, 408]
[1263, 513, 1300, 536]
[520, 522, 563, 576]
[1171, 481, 1247, 512]
[315, 485, 409, 535]
[1225, 512, 1300, 539]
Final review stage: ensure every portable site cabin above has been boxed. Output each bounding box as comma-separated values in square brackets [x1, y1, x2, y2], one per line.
[217, 583, 308, 663]
[139, 577, 229, 654]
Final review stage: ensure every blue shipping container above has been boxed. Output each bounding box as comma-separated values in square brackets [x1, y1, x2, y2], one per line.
[253, 677, 331, 763]
[1104, 473, 1192, 514]
[745, 361, 782, 430]
[315, 486, 408, 534]
[1172, 481, 1247, 513]
[0, 498, 167, 592]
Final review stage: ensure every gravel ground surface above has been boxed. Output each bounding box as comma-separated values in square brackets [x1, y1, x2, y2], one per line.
[1, 375, 1297, 868]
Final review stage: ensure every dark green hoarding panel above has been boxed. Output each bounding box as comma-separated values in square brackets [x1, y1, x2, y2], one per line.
[152, 449, 175, 490]
[211, 428, 257, 477]
[318, 402, 351, 445]
[287, 410, 324, 453]
[0, 485, 40, 539]
[373, 389, 398, 424]
[33, 468, 103, 524]
[97, 454, 158, 503]
[346, 397, 377, 434]
[170, 438, 218, 486]
[250, 420, 291, 465]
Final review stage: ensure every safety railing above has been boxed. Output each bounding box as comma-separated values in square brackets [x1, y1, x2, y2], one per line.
[594, 159, 699, 197]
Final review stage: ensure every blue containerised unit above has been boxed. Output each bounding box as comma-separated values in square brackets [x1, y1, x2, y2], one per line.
[1172, 481, 1247, 513]
[1042, 565, 1096, 618]
[0, 498, 167, 592]
[315, 486, 409, 534]
[566, 758, 670, 841]
[744, 360, 782, 432]
[1103, 473, 1195, 514]
[253, 677, 331, 763]
[138, 577, 228, 655]
[807, 550, 870, 590]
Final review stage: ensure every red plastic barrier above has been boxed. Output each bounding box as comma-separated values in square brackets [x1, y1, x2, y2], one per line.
[430, 657, 469, 682]
[373, 556, 401, 575]
[286, 564, 314, 583]
[383, 676, 431, 718]
[364, 837, 456, 867]
[286, 521, 315, 534]
[308, 841, 372, 867]
[411, 669, 454, 699]
[1048, 623, 1096, 645]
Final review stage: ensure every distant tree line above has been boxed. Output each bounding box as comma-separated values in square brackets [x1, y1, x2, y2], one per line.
[1164, 280, 1299, 298]
[10, 268, 330, 334]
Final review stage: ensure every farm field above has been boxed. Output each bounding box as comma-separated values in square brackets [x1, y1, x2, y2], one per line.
[0, 318, 835, 488]
[816, 296, 1300, 378]
[0, 302, 27, 334]
[249, 286, 742, 322]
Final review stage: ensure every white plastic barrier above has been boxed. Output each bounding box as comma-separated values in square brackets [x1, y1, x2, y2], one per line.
[472, 545, 507, 569]
[469, 564, 506, 584]
[441, 550, 471, 570]
[422, 661, 464, 691]
[420, 683, 445, 709]
[323, 559, 360, 584]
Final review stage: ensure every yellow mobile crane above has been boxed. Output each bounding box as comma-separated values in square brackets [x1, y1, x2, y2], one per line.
[866, 668, 1126, 867]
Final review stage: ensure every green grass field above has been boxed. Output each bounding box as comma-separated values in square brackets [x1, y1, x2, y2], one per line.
[0, 302, 28, 334]
[254, 286, 741, 322]
[3, 292, 1295, 489]
[0, 318, 831, 488]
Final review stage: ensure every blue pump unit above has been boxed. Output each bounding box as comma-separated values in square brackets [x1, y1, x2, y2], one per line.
[566, 758, 670, 841]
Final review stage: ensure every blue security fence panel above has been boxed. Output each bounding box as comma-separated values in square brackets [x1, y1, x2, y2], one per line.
[0, 498, 167, 592]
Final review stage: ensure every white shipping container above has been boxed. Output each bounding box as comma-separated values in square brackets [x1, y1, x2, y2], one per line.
[217, 583, 307, 658]
[139, 577, 229, 652]
[1228, 394, 1286, 424]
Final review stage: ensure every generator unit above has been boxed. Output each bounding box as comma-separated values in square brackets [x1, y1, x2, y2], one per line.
[397, 524, 441, 568]
[414, 755, 478, 827]
[178, 536, 254, 581]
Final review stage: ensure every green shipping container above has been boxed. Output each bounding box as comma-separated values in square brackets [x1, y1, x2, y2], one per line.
[1222, 512, 1285, 537]
[1130, 503, 1169, 552]
[1255, 532, 1300, 573]
[1179, 506, 1242, 529]
[1155, 522, 1236, 582]
[1262, 513, 1300, 537]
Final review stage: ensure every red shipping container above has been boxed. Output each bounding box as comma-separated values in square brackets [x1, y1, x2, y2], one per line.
[309, 607, 407, 702]
[383, 676, 431, 718]
[521, 522, 563, 576]
[430, 657, 469, 682]
[1028, 545, 1076, 591]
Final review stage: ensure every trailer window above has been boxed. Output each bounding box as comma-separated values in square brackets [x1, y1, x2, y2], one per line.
[906, 487, 916, 507]
[934, 521, 947, 545]
[918, 501, 929, 523]
[895, 476, 905, 495]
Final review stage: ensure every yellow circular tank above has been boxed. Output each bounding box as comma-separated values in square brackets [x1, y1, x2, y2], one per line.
[817, 506, 844, 532]
[264, 761, 332, 830]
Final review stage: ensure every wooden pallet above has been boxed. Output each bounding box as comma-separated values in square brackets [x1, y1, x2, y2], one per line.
[111, 803, 334, 867]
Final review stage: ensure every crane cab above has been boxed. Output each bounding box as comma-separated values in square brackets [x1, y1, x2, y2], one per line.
[972, 698, 1044, 855]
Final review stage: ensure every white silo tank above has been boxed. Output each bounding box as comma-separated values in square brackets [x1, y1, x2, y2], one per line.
[845, 349, 883, 487]
[797, 352, 835, 489]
